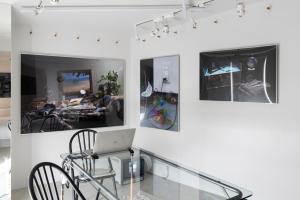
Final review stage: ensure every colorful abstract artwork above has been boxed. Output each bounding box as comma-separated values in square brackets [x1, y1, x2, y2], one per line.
[200, 45, 278, 103]
[140, 55, 179, 132]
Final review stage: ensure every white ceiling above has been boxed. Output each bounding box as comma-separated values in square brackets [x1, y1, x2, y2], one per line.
[2, 0, 263, 9]
[2, 0, 196, 6]
[2, 0, 263, 39]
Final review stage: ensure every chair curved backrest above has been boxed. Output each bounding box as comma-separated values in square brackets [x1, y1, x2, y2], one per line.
[69, 129, 97, 172]
[29, 162, 86, 200]
[69, 129, 97, 154]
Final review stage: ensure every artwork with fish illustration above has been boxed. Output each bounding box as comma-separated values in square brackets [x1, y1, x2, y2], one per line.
[200, 45, 278, 103]
[140, 55, 180, 132]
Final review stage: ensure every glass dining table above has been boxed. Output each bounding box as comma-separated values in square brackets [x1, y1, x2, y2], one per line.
[61, 148, 252, 200]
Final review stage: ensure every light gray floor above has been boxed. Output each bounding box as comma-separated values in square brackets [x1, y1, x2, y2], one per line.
[0, 147, 11, 200]
[12, 173, 226, 200]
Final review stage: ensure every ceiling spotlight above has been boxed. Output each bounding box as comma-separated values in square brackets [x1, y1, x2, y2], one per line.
[173, 30, 178, 34]
[193, 22, 197, 29]
[134, 26, 141, 42]
[50, 0, 59, 5]
[236, 2, 246, 17]
[162, 25, 170, 34]
[142, 39, 146, 42]
[34, 0, 44, 15]
[191, 17, 197, 29]
[135, 34, 141, 41]
[97, 38, 101, 42]
[150, 31, 156, 37]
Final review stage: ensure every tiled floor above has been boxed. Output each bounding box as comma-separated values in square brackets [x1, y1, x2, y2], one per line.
[0, 147, 10, 200]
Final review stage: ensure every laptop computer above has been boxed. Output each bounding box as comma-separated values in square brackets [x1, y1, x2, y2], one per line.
[91, 128, 136, 156]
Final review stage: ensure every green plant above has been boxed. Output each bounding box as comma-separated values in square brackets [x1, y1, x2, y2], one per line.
[97, 70, 121, 96]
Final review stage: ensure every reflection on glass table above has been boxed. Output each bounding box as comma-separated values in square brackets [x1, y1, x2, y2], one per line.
[61, 148, 252, 200]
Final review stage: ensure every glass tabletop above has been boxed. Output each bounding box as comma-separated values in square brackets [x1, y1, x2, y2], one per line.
[61, 148, 252, 200]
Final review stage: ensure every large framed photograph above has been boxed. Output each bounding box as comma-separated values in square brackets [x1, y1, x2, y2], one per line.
[21, 54, 125, 134]
[200, 45, 278, 103]
[140, 55, 180, 132]
[59, 70, 93, 97]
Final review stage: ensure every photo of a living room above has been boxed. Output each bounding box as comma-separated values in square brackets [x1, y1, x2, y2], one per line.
[21, 54, 125, 134]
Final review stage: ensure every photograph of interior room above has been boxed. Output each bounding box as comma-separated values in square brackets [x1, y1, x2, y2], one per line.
[0, 0, 299, 200]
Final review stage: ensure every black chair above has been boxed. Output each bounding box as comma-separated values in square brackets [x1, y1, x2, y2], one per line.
[29, 162, 86, 200]
[39, 114, 72, 132]
[69, 129, 118, 199]
[69, 129, 97, 156]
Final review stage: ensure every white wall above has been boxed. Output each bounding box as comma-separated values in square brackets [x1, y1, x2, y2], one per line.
[0, 3, 11, 51]
[0, 37, 11, 52]
[11, 1, 300, 200]
[11, 7, 131, 190]
[129, 1, 300, 200]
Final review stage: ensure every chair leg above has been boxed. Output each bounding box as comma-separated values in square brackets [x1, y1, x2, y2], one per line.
[95, 190, 100, 200]
[107, 157, 118, 197]
[112, 177, 118, 197]
[61, 184, 64, 200]
[71, 168, 76, 200]
[96, 179, 103, 200]
[75, 179, 79, 200]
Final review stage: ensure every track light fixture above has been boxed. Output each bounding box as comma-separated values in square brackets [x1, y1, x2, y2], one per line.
[135, 35, 141, 41]
[193, 22, 197, 29]
[50, 0, 59, 5]
[162, 24, 170, 34]
[34, 0, 60, 15]
[193, 0, 215, 8]
[154, 26, 160, 34]
[134, 0, 216, 42]
[191, 17, 198, 29]
[34, 0, 44, 15]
